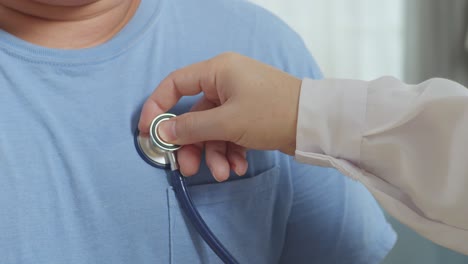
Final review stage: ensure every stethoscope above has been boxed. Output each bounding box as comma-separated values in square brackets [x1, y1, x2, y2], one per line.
[135, 113, 239, 264]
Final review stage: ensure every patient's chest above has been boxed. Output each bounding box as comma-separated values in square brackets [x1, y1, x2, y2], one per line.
[0, 59, 290, 264]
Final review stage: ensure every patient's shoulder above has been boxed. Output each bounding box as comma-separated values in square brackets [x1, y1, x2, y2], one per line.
[172, 0, 302, 42]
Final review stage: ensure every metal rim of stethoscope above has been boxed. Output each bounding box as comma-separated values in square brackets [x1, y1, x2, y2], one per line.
[149, 114, 180, 152]
[135, 113, 180, 168]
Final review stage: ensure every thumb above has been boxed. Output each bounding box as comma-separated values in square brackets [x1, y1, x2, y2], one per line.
[158, 108, 231, 145]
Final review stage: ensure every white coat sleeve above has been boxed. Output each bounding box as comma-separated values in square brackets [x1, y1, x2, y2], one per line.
[295, 77, 468, 255]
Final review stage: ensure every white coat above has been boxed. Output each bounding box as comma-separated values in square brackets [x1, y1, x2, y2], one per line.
[295, 77, 468, 254]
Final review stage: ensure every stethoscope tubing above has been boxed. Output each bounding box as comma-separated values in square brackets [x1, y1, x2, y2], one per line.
[169, 169, 239, 264]
[134, 118, 239, 264]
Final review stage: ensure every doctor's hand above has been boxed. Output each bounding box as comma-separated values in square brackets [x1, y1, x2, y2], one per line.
[139, 53, 301, 181]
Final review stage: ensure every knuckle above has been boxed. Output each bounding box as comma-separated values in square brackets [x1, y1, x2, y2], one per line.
[219, 51, 237, 60]
[217, 52, 241, 67]
[214, 52, 241, 82]
[166, 70, 179, 81]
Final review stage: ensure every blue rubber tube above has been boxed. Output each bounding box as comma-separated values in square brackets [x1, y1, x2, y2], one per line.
[170, 170, 239, 264]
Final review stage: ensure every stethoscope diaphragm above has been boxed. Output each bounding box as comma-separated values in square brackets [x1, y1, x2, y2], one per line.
[149, 113, 181, 152]
[135, 113, 179, 168]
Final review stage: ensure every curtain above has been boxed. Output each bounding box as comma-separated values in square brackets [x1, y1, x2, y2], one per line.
[249, 0, 405, 80]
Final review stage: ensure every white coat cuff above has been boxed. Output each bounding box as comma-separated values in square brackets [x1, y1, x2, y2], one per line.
[295, 78, 368, 165]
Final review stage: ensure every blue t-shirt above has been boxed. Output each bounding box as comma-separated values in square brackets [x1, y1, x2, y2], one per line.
[0, 0, 396, 263]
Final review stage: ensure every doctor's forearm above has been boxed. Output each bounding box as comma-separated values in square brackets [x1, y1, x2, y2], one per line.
[295, 77, 468, 254]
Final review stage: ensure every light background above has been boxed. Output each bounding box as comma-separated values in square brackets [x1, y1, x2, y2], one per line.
[249, 0, 405, 80]
[248, 0, 468, 263]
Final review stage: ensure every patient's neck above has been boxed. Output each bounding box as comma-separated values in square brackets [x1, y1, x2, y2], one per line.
[0, 0, 140, 49]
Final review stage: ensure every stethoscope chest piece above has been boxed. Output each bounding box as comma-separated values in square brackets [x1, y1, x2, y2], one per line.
[136, 113, 180, 169]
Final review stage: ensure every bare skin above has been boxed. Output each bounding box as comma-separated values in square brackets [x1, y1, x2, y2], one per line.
[0, 0, 140, 49]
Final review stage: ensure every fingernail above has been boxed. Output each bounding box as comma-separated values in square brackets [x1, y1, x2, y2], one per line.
[208, 166, 221, 182]
[231, 163, 238, 176]
[212, 165, 229, 182]
[233, 153, 247, 176]
[158, 120, 176, 142]
[236, 162, 247, 176]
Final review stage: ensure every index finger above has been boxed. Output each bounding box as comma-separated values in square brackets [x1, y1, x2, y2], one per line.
[138, 58, 219, 133]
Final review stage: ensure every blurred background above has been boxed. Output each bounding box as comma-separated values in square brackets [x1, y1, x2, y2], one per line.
[249, 0, 468, 263]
